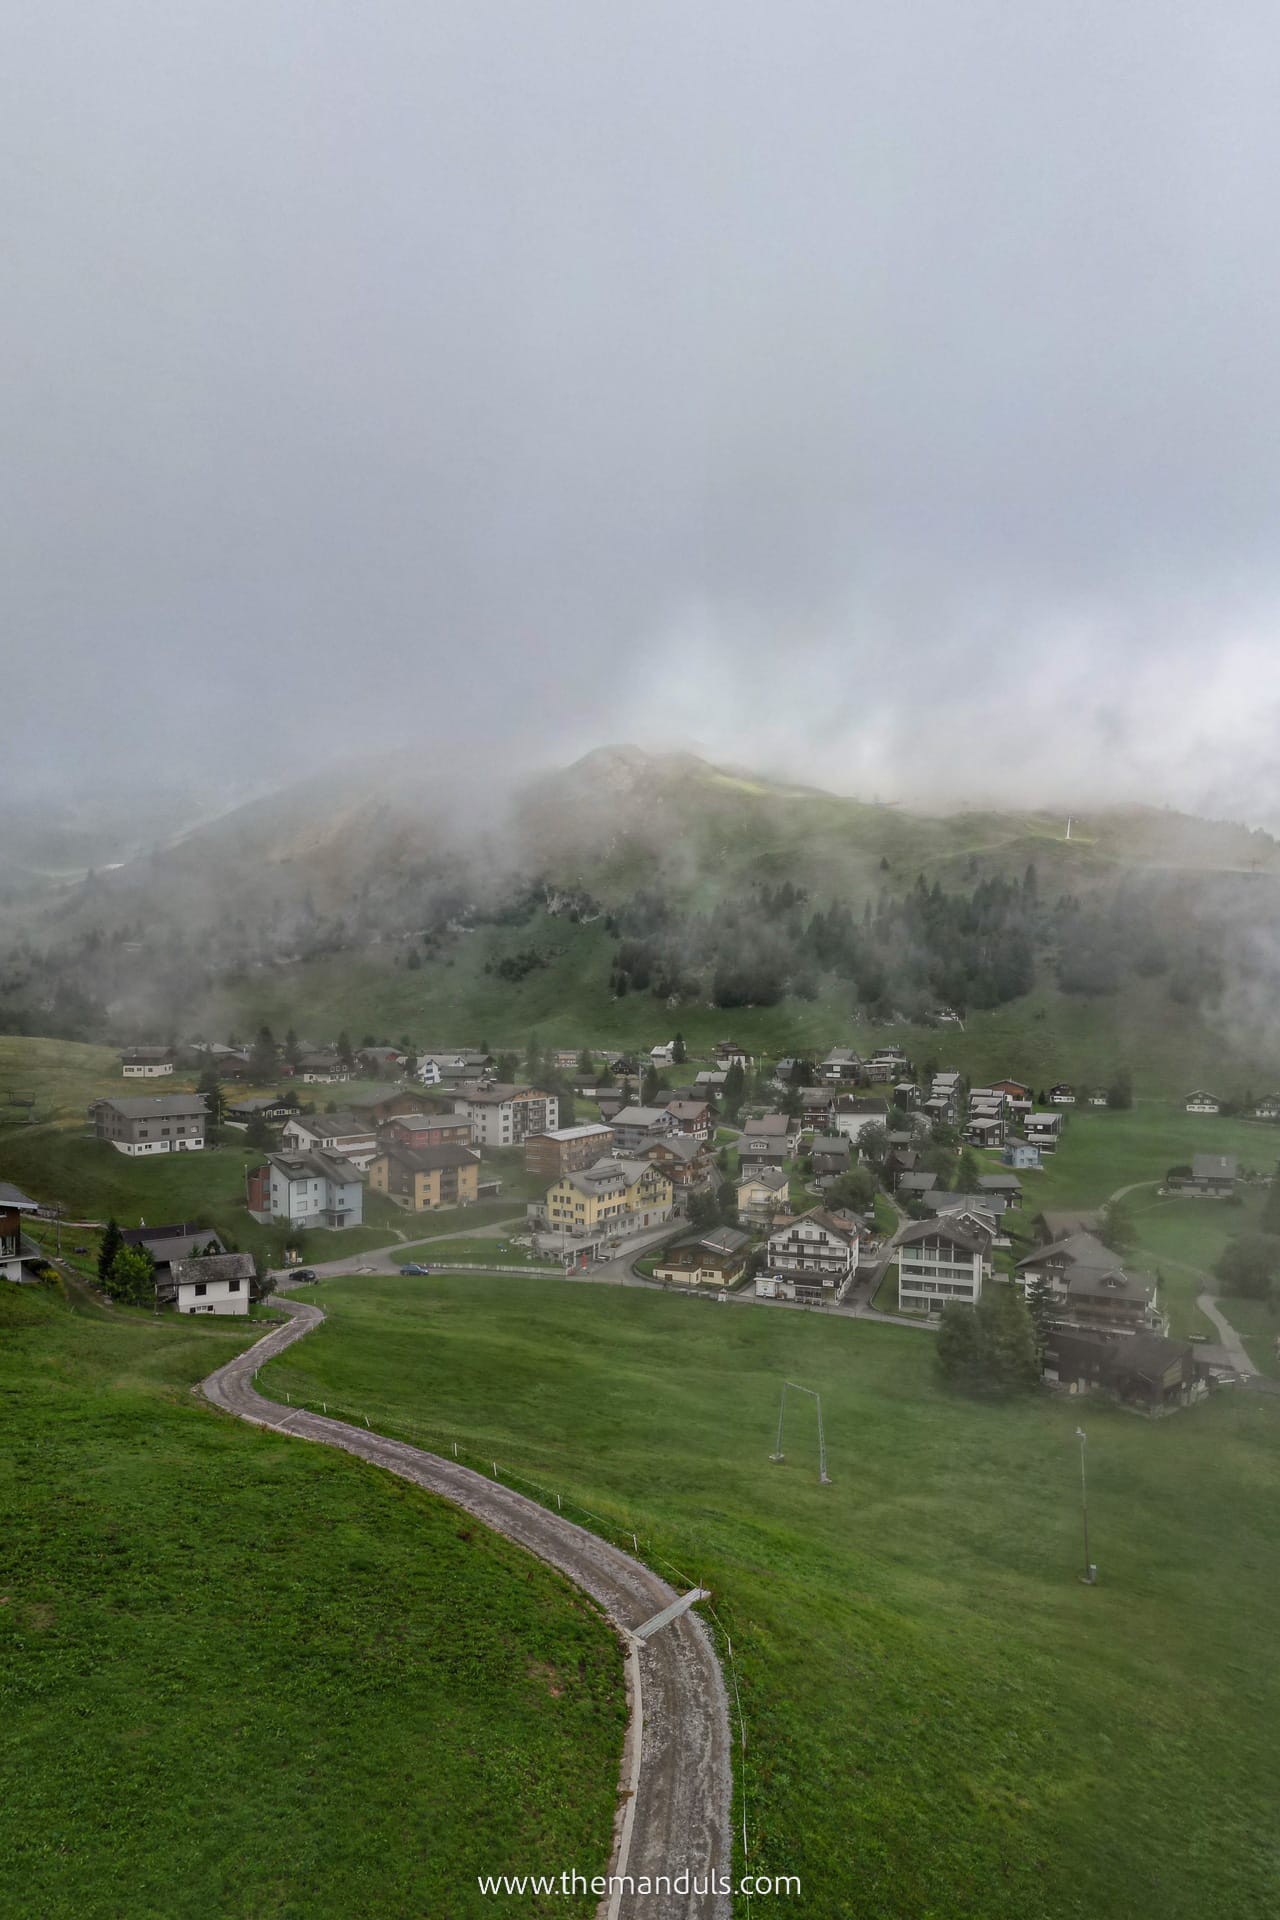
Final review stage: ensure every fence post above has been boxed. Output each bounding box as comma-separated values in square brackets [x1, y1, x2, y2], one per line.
[492, 1461, 499, 1479]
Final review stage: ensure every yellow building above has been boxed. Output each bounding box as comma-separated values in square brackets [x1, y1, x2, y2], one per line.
[369, 1142, 479, 1211]
[543, 1156, 673, 1236]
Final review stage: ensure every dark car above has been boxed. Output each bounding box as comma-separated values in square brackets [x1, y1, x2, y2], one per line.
[399, 1262, 431, 1276]
[293, 1268, 318, 1283]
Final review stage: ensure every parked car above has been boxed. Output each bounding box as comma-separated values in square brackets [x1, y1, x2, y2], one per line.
[293, 1268, 318, 1283]
[399, 1262, 431, 1276]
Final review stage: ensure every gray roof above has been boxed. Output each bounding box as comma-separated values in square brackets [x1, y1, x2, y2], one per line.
[1018, 1231, 1114, 1272]
[268, 1150, 363, 1184]
[286, 1111, 374, 1138]
[835, 1095, 889, 1114]
[95, 1093, 207, 1119]
[169, 1251, 256, 1288]
[977, 1173, 1021, 1192]
[737, 1166, 789, 1192]
[531, 1124, 614, 1142]
[376, 1141, 479, 1172]
[922, 1191, 1006, 1219]
[611, 1105, 672, 1128]
[1066, 1266, 1155, 1305]
[742, 1113, 790, 1137]
[896, 1216, 991, 1254]
[668, 1225, 751, 1259]
[121, 1224, 225, 1268]
[897, 1171, 938, 1192]
[0, 1181, 39, 1212]
[1192, 1153, 1238, 1180]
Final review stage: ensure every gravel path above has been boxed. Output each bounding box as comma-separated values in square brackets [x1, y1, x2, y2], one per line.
[201, 1298, 733, 1919]
[1197, 1290, 1258, 1377]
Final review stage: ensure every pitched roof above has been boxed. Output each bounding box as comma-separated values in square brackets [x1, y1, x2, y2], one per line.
[529, 1124, 614, 1143]
[736, 1166, 789, 1192]
[0, 1181, 39, 1212]
[834, 1095, 889, 1115]
[897, 1171, 938, 1192]
[742, 1113, 790, 1136]
[169, 1251, 256, 1289]
[95, 1093, 207, 1119]
[121, 1224, 225, 1268]
[896, 1216, 992, 1254]
[286, 1110, 374, 1138]
[267, 1150, 363, 1184]
[1018, 1230, 1114, 1272]
[1192, 1153, 1238, 1180]
[1066, 1266, 1155, 1305]
[611, 1105, 672, 1128]
[376, 1141, 479, 1173]
[665, 1101, 710, 1120]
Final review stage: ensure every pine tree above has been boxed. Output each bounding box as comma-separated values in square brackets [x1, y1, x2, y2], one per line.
[336, 1031, 355, 1069]
[97, 1216, 122, 1284]
[198, 1066, 225, 1143]
[105, 1243, 156, 1308]
[672, 1033, 687, 1064]
[1024, 1272, 1056, 1361]
[246, 1110, 273, 1151]
[524, 1035, 542, 1083]
[641, 1065, 660, 1107]
[722, 1061, 746, 1119]
[576, 1046, 595, 1076]
[284, 1028, 302, 1070]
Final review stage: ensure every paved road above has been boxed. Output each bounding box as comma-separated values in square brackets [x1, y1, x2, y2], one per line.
[1197, 1290, 1258, 1377]
[201, 1299, 733, 1920]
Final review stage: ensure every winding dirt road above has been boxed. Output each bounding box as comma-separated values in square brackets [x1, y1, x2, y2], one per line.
[201, 1298, 733, 1919]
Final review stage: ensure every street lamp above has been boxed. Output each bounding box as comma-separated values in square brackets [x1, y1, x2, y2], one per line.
[1075, 1427, 1097, 1585]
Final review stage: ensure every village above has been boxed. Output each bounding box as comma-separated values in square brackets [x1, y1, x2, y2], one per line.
[4, 1030, 1274, 1419]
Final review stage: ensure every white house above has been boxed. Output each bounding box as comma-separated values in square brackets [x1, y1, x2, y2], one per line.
[251, 1151, 364, 1228]
[832, 1095, 890, 1143]
[120, 1047, 174, 1078]
[896, 1214, 993, 1314]
[649, 1041, 677, 1066]
[1184, 1091, 1221, 1115]
[414, 1057, 443, 1087]
[451, 1084, 559, 1147]
[765, 1209, 860, 1300]
[281, 1111, 379, 1171]
[164, 1251, 255, 1316]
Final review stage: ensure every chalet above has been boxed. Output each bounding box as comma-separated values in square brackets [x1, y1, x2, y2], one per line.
[1252, 1094, 1280, 1121]
[90, 1093, 206, 1157]
[796, 1087, 836, 1124]
[610, 1105, 676, 1153]
[736, 1166, 791, 1223]
[282, 1111, 379, 1170]
[595, 1091, 626, 1124]
[649, 1041, 677, 1066]
[379, 1111, 474, 1153]
[820, 1048, 863, 1085]
[357, 1046, 404, 1075]
[990, 1079, 1031, 1102]
[161, 1251, 256, 1316]
[1184, 1091, 1221, 1115]
[247, 1151, 364, 1229]
[665, 1099, 712, 1141]
[883, 1146, 919, 1188]
[1063, 1264, 1160, 1335]
[1086, 1089, 1110, 1108]
[226, 1094, 294, 1125]
[638, 1132, 712, 1188]
[832, 1094, 889, 1142]
[742, 1112, 793, 1141]
[864, 1047, 909, 1083]
[653, 1226, 751, 1289]
[297, 1051, 352, 1084]
[120, 1223, 225, 1274]
[368, 1142, 480, 1211]
[694, 1071, 729, 1094]
[120, 1046, 174, 1078]
[895, 1215, 993, 1313]
[1048, 1083, 1076, 1105]
[525, 1124, 616, 1179]
[1189, 1153, 1238, 1196]
[1032, 1209, 1102, 1245]
[976, 1172, 1022, 1208]
[766, 1209, 860, 1299]
[359, 1090, 442, 1124]
[1017, 1231, 1116, 1298]
[893, 1081, 920, 1107]
[1044, 1328, 1198, 1411]
[921, 1193, 1007, 1232]
[713, 1043, 753, 1069]
[897, 1170, 938, 1198]
[810, 1135, 852, 1178]
[1003, 1141, 1041, 1170]
[737, 1135, 787, 1174]
[1023, 1111, 1063, 1153]
[963, 1114, 1004, 1149]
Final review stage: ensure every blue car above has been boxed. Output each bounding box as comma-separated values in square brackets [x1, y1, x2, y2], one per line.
[399, 1262, 431, 1276]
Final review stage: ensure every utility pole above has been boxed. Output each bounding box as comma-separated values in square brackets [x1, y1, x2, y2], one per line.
[1075, 1427, 1096, 1584]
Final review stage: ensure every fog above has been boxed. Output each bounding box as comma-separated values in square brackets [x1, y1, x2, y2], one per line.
[4, 3, 1280, 823]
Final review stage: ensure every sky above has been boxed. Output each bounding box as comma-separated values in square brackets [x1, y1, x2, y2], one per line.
[4, 2, 1280, 823]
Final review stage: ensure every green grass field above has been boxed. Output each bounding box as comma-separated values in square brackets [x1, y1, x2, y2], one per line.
[396, 1234, 553, 1269]
[0, 1284, 623, 1919]
[261, 1276, 1280, 1920]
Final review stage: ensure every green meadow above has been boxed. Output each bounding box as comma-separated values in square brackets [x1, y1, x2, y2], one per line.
[0, 1285, 622, 1920]
[263, 1275, 1280, 1920]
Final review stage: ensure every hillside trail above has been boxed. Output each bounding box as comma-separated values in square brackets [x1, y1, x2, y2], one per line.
[201, 1295, 734, 1920]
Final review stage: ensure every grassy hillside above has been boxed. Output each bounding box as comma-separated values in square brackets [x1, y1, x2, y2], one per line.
[262, 1276, 1280, 1920]
[0, 1285, 623, 1919]
[192, 927, 1280, 1097]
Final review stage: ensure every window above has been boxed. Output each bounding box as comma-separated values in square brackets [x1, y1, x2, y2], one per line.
[228, 1279, 241, 1292]
[195, 1282, 207, 1296]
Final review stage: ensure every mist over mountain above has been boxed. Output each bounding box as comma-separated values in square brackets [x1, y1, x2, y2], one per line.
[3, 747, 1278, 1068]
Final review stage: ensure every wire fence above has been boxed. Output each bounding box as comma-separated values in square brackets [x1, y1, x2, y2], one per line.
[276, 1386, 755, 1867]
